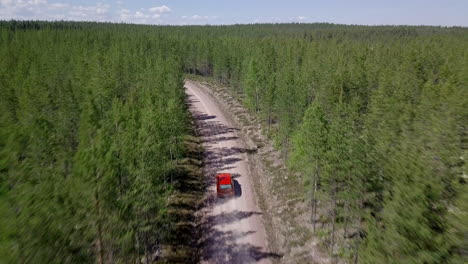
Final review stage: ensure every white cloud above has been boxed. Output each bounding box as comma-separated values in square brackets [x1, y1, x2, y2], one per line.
[117, 5, 171, 24]
[254, 16, 308, 24]
[149, 5, 170, 14]
[0, 0, 46, 7]
[0, 1, 171, 24]
[72, 4, 109, 15]
[32, 0, 46, 4]
[134, 11, 147, 19]
[67, 3, 110, 21]
[0, 0, 49, 20]
[182, 14, 218, 20]
[48, 3, 67, 9]
[0, 1, 113, 21]
[68, 11, 86, 18]
[119, 8, 162, 24]
[0, 0, 46, 8]
[178, 14, 219, 25]
[0, 0, 13, 6]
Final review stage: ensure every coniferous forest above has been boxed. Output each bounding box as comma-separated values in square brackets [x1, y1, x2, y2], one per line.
[0, 21, 467, 263]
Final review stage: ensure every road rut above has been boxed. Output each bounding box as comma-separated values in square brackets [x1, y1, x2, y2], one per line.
[185, 80, 279, 264]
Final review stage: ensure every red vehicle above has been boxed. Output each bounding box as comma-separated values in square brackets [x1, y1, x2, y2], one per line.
[216, 173, 234, 198]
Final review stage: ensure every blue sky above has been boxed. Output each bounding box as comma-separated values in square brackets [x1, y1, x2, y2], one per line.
[1, 0, 467, 26]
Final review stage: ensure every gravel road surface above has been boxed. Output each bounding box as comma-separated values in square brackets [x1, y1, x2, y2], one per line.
[186, 80, 279, 264]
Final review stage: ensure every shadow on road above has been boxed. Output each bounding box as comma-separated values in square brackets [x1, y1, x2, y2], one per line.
[205, 210, 260, 226]
[195, 113, 217, 121]
[234, 179, 242, 197]
[187, 90, 283, 263]
[199, 210, 283, 263]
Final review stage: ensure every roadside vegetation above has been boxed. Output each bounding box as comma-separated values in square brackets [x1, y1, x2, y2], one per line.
[0, 21, 466, 263]
[180, 24, 468, 263]
[0, 21, 201, 263]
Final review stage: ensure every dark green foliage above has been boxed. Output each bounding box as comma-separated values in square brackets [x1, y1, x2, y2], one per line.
[177, 22, 467, 263]
[0, 21, 466, 263]
[0, 22, 189, 263]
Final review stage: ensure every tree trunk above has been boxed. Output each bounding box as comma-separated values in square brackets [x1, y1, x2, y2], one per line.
[255, 87, 260, 114]
[267, 107, 272, 136]
[313, 196, 318, 233]
[310, 174, 315, 227]
[353, 199, 364, 264]
[343, 201, 349, 238]
[353, 235, 360, 264]
[95, 192, 104, 264]
[283, 137, 290, 161]
[311, 165, 319, 233]
[330, 183, 337, 262]
[135, 232, 140, 263]
[170, 147, 174, 184]
[145, 231, 150, 264]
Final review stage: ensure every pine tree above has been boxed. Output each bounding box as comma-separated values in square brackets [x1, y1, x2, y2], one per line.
[291, 102, 329, 232]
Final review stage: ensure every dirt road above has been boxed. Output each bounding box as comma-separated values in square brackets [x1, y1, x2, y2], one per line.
[185, 80, 280, 264]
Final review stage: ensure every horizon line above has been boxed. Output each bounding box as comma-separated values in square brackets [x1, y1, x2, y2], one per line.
[1, 19, 467, 28]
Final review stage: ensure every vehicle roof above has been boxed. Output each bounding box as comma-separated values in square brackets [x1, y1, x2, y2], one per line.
[217, 173, 232, 185]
